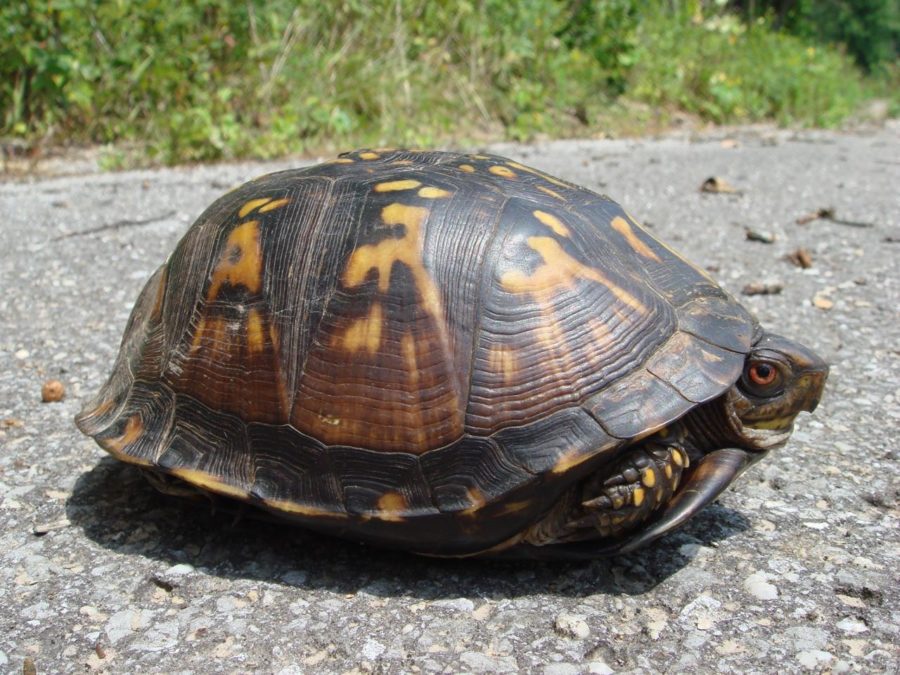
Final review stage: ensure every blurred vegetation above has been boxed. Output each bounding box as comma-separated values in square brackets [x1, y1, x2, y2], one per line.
[1, 0, 896, 166]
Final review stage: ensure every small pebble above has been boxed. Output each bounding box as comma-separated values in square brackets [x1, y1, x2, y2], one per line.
[554, 613, 591, 639]
[744, 571, 779, 600]
[836, 617, 868, 634]
[41, 379, 66, 402]
[357, 637, 385, 661]
[796, 650, 834, 669]
[813, 293, 834, 310]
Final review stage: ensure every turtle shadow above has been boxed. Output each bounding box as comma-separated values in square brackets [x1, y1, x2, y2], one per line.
[67, 457, 751, 600]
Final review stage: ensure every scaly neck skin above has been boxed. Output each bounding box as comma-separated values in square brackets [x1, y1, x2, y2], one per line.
[677, 388, 796, 463]
[669, 396, 752, 462]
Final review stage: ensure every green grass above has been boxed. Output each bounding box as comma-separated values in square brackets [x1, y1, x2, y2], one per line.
[629, 9, 871, 126]
[1, 1, 893, 167]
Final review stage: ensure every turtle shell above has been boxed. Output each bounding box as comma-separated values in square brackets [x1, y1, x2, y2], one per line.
[76, 149, 757, 555]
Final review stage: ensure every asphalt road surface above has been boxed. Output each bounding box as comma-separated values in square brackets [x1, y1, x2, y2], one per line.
[1, 124, 898, 673]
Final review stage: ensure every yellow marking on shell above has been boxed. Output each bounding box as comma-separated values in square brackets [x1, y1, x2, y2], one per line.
[628, 209, 717, 283]
[340, 302, 383, 354]
[150, 268, 167, 319]
[169, 468, 250, 500]
[533, 210, 571, 237]
[189, 316, 229, 354]
[489, 165, 517, 179]
[359, 151, 380, 160]
[207, 220, 263, 300]
[329, 158, 355, 164]
[458, 164, 476, 173]
[502, 237, 648, 314]
[246, 308, 266, 353]
[90, 398, 116, 417]
[318, 414, 341, 426]
[390, 160, 414, 165]
[487, 344, 517, 385]
[505, 161, 570, 187]
[190, 317, 205, 351]
[401, 332, 419, 385]
[258, 197, 290, 213]
[239, 198, 272, 218]
[376, 492, 409, 522]
[632, 487, 645, 507]
[263, 498, 346, 518]
[497, 500, 532, 516]
[664, 463, 673, 479]
[701, 349, 724, 364]
[374, 179, 422, 192]
[472, 154, 491, 160]
[610, 216, 661, 262]
[344, 204, 445, 328]
[611, 494, 626, 510]
[641, 467, 657, 488]
[104, 415, 144, 455]
[537, 185, 565, 200]
[551, 448, 592, 474]
[418, 186, 451, 199]
[588, 318, 614, 351]
[461, 488, 488, 516]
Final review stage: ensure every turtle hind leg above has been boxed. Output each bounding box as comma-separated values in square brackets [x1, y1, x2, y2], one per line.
[141, 467, 211, 500]
[139, 468, 263, 527]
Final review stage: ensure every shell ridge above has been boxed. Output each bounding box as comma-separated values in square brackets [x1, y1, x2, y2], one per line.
[460, 192, 512, 422]
[276, 178, 339, 413]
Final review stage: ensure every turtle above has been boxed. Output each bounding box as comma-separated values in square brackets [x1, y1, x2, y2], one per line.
[75, 149, 828, 558]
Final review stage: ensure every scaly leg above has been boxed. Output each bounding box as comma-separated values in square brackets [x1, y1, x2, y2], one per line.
[525, 439, 691, 546]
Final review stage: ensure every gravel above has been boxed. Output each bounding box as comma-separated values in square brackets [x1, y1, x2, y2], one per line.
[1, 123, 898, 673]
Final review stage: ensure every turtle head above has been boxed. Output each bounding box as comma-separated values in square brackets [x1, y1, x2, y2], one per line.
[727, 333, 829, 450]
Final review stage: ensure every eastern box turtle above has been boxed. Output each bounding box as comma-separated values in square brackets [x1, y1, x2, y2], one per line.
[76, 150, 828, 557]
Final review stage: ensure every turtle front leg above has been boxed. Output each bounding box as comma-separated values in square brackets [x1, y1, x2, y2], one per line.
[525, 438, 692, 546]
[575, 441, 691, 539]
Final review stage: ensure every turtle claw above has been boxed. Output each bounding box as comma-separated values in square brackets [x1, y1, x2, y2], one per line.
[607, 447, 758, 554]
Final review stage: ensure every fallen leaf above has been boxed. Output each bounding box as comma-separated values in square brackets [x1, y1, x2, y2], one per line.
[813, 294, 834, 310]
[785, 248, 813, 268]
[796, 207, 835, 224]
[32, 517, 71, 536]
[796, 207, 873, 228]
[745, 228, 776, 243]
[701, 177, 741, 194]
[742, 282, 783, 296]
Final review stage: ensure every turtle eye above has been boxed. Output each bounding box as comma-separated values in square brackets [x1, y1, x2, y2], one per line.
[741, 360, 784, 396]
[749, 363, 777, 386]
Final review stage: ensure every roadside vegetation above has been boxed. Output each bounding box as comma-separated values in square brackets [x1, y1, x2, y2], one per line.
[2, 0, 896, 166]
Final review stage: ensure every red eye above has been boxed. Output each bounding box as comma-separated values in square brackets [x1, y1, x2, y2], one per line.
[748, 362, 777, 386]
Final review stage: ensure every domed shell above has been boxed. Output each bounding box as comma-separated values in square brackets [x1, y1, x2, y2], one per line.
[76, 149, 757, 555]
